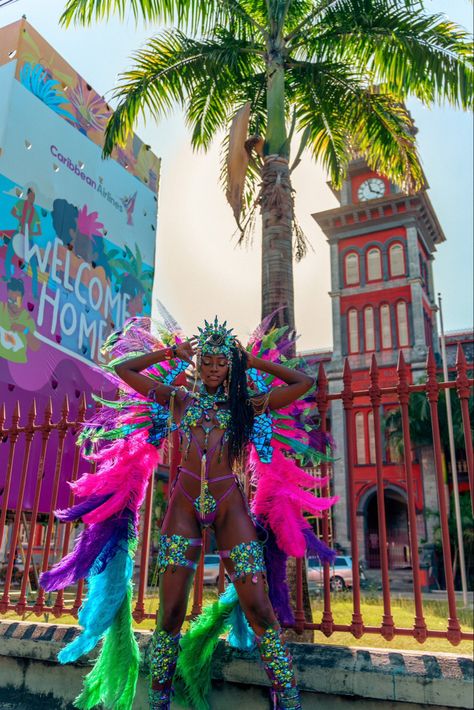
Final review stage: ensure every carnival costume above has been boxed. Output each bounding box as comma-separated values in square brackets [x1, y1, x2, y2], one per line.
[40, 311, 338, 710]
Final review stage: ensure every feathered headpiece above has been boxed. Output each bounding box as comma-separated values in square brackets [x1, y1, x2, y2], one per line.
[194, 317, 236, 358]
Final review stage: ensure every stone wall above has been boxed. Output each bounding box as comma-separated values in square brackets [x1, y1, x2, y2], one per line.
[0, 620, 472, 709]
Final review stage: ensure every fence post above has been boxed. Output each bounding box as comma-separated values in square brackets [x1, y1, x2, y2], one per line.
[455, 344, 474, 514]
[316, 362, 334, 637]
[342, 359, 363, 638]
[369, 355, 394, 640]
[426, 349, 461, 645]
[0, 402, 20, 561]
[133, 465, 155, 623]
[16, 399, 53, 615]
[52, 395, 86, 617]
[34, 396, 69, 614]
[0, 401, 35, 613]
[397, 351, 427, 642]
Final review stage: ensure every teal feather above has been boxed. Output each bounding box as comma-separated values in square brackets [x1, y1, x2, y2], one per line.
[73, 587, 139, 710]
[58, 547, 133, 664]
[227, 593, 255, 650]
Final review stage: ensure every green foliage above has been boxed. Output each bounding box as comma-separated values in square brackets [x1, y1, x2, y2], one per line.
[386, 382, 474, 453]
[61, 0, 473, 218]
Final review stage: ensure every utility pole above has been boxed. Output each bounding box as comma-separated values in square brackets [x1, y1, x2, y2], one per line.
[437, 293, 468, 608]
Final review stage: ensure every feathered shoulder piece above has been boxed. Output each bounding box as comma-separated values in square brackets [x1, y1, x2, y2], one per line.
[39, 307, 189, 710]
[78, 309, 189, 454]
[244, 315, 339, 625]
[246, 315, 334, 468]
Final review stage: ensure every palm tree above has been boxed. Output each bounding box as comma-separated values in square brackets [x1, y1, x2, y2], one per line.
[61, 0, 473, 335]
[61, 0, 473, 642]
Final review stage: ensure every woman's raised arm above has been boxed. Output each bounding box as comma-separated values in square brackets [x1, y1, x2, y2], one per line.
[246, 351, 314, 411]
[114, 340, 196, 404]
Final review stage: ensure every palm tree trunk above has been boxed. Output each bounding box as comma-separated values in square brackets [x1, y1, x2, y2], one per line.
[260, 155, 295, 334]
[262, 32, 311, 640]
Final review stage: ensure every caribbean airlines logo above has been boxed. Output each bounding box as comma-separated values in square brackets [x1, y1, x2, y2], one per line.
[50, 144, 128, 216]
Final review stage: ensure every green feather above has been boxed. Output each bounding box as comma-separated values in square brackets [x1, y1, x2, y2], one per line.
[73, 586, 140, 710]
[174, 590, 239, 710]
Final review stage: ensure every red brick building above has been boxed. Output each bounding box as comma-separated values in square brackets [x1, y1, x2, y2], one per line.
[306, 157, 473, 568]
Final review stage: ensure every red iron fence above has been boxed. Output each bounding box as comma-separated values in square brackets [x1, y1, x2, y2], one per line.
[0, 346, 472, 646]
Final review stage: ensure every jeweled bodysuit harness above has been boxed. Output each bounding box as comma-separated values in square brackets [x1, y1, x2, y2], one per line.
[175, 384, 235, 527]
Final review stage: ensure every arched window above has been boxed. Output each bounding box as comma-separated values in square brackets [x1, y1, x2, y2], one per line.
[368, 411, 376, 464]
[367, 247, 382, 281]
[380, 304, 392, 349]
[348, 308, 359, 353]
[397, 301, 410, 347]
[345, 252, 360, 285]
[355, 412, 366, 464]
[364, 306, 375, 351]
[389, 243, 405, 277]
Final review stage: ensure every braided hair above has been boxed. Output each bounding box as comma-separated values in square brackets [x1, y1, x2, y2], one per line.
[227, 345, 254, 465]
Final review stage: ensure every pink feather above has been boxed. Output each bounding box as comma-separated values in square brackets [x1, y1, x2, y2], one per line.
[250, 446, 338, 557]
[71, 432, 159, 522]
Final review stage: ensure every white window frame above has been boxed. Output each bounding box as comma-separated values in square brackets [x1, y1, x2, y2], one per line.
[364, 306, 375, 351]
[397, 301, 410, 347]
[368, 411, 376, 464]
[367, 247, 382, 281]
[380, 304, 392, 349]
[355, 412, 366, 464]
[345, 252, 360, 286]
[348, 308, 359, 353]
[389, 243, 405, 277]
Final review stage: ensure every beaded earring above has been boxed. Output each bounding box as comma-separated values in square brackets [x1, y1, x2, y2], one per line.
[225, 357, 232, 399]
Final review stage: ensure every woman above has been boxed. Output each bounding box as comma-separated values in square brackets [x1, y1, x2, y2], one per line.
[40, 316, 337, 710]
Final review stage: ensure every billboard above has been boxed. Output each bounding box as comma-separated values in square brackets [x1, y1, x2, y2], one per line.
[0, 20, 160, 510]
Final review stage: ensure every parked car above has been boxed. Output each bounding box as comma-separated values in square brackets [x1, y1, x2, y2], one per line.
[307, 555, 365, 591]
[203, 554, 221, 585]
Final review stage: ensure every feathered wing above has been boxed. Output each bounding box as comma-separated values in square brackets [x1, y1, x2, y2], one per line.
[39, 315, 188, 710]
[245, 318, 339, 623]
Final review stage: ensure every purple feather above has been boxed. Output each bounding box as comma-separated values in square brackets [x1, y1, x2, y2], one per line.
[40, 516, 130, 591]
[303, 527, 337, 564]
[260, 521, 294, 625]
[55, 494, 111, 522]
[307, 429, 335, 454]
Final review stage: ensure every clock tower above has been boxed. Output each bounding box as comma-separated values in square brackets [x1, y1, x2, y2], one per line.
[312, 156, 445, 559]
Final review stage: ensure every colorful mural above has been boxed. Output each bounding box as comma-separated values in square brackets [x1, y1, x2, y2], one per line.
[0, 20, 160, 511]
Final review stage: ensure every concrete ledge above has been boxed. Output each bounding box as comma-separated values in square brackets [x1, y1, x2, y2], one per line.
[0, 620, 472, 709]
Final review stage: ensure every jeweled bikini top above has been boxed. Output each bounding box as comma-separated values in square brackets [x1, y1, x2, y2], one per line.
[180, 384, 231, 462]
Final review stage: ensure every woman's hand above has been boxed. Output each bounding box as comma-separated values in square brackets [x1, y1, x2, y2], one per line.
[236, 341, 255, 369]
[175, 338, 197, 365]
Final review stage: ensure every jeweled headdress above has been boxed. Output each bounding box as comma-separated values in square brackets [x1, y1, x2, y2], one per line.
[195, 317, 236, 358]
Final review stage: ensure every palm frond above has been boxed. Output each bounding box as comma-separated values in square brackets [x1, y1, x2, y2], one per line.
[290, 60, 423, 191]
[218, 75, 267, 232]
[295, 0, 474, 109]
[61, 0, 266, 36]
[103, 28, 264, 155]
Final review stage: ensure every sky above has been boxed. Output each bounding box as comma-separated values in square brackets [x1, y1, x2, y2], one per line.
[1, 0, 473, 350]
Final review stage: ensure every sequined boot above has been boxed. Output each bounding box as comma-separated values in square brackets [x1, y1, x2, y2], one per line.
[147, 628, 181, 710]
[256, 627, 302, 709]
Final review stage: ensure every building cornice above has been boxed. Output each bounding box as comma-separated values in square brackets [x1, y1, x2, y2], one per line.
[312, 191, 445, 251]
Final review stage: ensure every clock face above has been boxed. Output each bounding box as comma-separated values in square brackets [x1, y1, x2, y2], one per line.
[357, 177, 386, 202]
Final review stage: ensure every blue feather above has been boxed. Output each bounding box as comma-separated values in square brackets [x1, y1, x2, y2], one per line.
[58, 546, 133, 664]
[221, 584, 256, 651]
